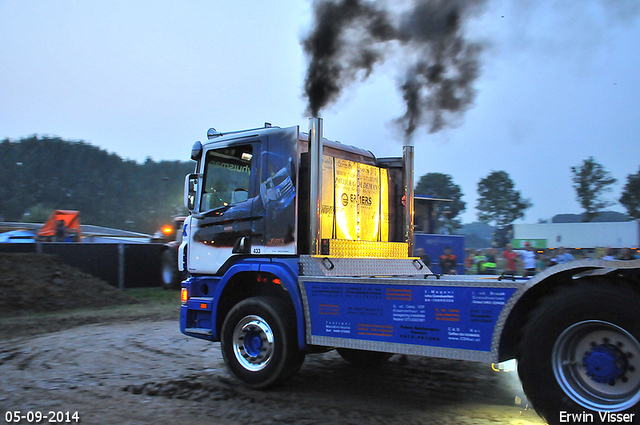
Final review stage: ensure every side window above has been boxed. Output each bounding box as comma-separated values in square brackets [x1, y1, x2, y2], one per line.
[201, 145, 254, 211]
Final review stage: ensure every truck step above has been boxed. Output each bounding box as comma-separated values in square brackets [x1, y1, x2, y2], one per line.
[185, 327, 213, 336]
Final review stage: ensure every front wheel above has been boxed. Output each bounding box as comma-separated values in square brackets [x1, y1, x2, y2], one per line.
[518, 282, 640, 424]
[221, 297, 305, 389]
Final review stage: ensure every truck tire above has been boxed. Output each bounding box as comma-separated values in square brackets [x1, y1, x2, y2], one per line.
[336, 348, 394, 367]
[220, 296, 305, 389]
[518, 282, 640, 424]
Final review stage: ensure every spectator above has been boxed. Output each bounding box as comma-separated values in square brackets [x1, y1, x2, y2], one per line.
[54, 220, 67, 242]
[556, 246, 574, 264]
[439, 246, 457, 275]
[502, 243, 519, 277]
[601, 247, 616, 261]
[536, 252, 547, 273]
[518, 242, 537, 277]
[484, 248, 498, 275]
[619, 248, 636, 261]
[464, 250, 475, 274]
[415, 247, 432, 268]
[473, 249, 486, 274]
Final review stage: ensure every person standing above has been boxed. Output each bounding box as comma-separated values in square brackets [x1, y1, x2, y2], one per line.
[556, 246, 574, 264]
[465, 250, 475, 274]
[619, 248, 636, 261]
[484, 248, 498, 275]
[518, 242, 537, 277]
[439, 246, 457, 275]
[502, 244, 519, 277]
[601, 247, 616, 261]
[415, 247, 432, 268]
[536, 251, 547, 273]
[473, 250, 486, 274]
[54, 220, 67, 242]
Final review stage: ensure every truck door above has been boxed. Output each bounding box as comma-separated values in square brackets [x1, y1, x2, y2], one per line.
[251, 127, 298, 255]
[188, 141, 261, 275]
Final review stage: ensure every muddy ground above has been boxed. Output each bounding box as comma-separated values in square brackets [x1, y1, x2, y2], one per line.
[0, 254, 546, 425]
[0, 253, 137, 315]
[1, 321, 545, 425]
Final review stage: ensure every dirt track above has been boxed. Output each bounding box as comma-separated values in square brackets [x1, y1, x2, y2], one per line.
[0, 320, 545, 425]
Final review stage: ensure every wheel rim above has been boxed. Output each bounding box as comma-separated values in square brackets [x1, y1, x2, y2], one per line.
[232, 315, 274, 372]
[553, 320, 640, 411]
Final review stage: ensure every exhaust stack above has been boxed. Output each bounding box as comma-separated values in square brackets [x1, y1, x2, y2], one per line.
[403, 145, 414, 256]
[308, 117, 323, 255]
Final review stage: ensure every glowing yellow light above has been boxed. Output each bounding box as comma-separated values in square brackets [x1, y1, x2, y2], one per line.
[161, 225, 173, 236]
[380, 168, 389, 242]
[181, 288, 188, 304]
[334, 158, 359, 240]
[319, 239, 408, 259]
[320, 155, 335, 239]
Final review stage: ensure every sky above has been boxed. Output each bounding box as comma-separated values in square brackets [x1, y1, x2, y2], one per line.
[1, 0, 639, 224]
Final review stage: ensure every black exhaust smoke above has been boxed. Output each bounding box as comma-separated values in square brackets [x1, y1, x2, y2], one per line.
[302, 0, 396, 118]
[302, 0, 487, 141]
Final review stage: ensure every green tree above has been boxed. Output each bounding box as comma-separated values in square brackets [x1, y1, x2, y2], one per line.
[415, 172, 465, 233]
[0, 135, 192, 234]
[620, 167, 640, 219]
[476, 170, 532, 229]
[21, 203, 55, 223]
[571, 157, 617, 222]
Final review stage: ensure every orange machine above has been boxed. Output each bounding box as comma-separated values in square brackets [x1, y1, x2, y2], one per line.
[37, 210, 82, 242]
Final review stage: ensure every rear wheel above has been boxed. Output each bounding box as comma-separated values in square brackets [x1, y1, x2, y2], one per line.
[221, 297, 305, 389]
[336, 348, 394, 367]
[518, 282, 640, 424]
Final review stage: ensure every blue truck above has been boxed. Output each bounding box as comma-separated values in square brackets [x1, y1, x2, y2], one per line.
[178, 118, 640, 424]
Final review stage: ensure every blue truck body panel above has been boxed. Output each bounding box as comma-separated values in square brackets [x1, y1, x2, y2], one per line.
[302, 280, 516, 352]
[181, 256, 519, 356]
[181, 257, 307, 349]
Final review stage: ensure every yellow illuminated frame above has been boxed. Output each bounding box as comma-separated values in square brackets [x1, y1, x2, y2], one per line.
[318, 155, 406, 259]
[323, 239, 408, 259]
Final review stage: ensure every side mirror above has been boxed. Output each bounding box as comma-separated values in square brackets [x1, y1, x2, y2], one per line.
[184, 174, 202, 212]
[191, 141, 203, 161]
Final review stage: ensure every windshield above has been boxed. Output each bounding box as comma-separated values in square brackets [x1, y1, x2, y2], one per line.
[201, 145, 253, 211]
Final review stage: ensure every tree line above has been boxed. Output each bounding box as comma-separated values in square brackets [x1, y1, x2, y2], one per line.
[0, 136, 193, 234]
[416, 157, 640, 239]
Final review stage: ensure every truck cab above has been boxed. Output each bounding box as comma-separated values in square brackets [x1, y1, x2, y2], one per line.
[182, 126, 300, 276]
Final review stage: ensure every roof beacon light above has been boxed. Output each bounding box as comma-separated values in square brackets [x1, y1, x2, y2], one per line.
[207, 127, 222, 139]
